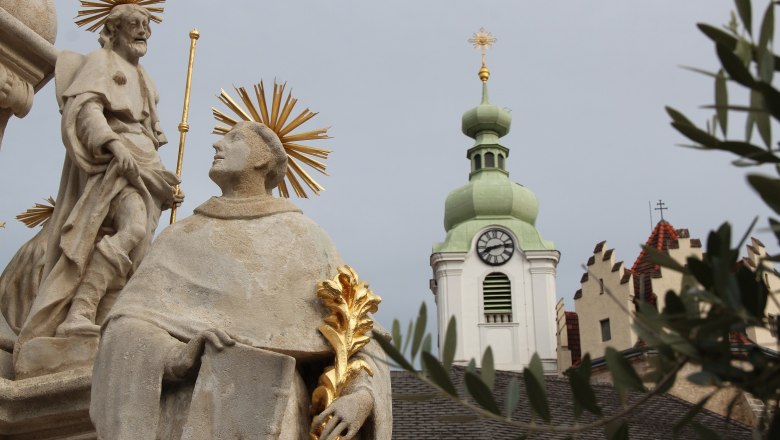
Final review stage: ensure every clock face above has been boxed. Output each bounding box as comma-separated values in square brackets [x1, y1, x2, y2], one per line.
[476, 229, 514, 266]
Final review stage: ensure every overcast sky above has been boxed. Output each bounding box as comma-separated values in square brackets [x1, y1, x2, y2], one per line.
[1, 1, 775, 347]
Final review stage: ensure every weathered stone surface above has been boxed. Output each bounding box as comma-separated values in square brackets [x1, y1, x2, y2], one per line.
[90, 122, 393, 439]
[0, 0, 57, 44]
[0, 368, 94, 439]
[4, 4, 179, 378]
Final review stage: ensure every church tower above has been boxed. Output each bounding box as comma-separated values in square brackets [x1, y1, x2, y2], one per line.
[430, 31, 560, 373]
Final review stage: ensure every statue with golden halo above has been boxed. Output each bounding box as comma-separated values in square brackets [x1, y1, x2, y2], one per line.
[1, 0, 181, 378]
[90, 121, 392, 439]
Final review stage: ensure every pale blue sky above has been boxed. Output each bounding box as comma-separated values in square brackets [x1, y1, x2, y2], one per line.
[0, 0, 774, 346]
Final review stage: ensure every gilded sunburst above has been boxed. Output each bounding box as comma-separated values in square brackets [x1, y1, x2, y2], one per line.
[212, 81, 332, 199]
[76, 0, 165, 32]
[17, 197, 56, 228]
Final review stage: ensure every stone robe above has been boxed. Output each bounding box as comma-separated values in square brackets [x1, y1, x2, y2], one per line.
[10, 48, 178, 351]
[91, 196, 392, 439]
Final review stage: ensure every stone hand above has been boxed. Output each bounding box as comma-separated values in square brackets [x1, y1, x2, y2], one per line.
[164, 328, 235, 380]
[173, 189, 185, 207]
[313, 389, 373, 440]
[106, 140, 139, 179]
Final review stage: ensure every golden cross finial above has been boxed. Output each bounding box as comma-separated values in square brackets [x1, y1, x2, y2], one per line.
[468, 27, 496, 82]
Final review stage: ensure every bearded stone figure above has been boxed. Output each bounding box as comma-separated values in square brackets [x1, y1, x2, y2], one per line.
[90, 121, 392, 439]
[0, 3, 180, 378]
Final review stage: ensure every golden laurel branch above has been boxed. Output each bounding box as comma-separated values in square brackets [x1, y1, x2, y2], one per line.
[16, 197, 55, 228]
[310, 265, 381, 440]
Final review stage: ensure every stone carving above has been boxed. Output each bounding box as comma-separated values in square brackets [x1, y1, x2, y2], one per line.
[2, 4, 180, 378]
[90, 121, 392, 439]
[0, 0, 58, 147]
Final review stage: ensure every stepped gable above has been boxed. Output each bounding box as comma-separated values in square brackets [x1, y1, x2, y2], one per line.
[390, 368, 752, 439]
[630, 220, 679, 306]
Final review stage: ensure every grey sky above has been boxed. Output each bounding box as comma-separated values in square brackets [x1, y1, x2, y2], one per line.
[0, 0, 774, 345]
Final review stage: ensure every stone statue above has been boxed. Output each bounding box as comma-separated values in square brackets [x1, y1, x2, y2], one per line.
[2, 4, 180, 376]
[90, 121, 392, 439]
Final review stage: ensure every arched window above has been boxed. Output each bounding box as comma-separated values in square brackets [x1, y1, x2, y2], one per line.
[485, 152, 495, 168]
[483, 272, 512, 323]
[474, 154, 482, 170]
[498, 154, 505, 169]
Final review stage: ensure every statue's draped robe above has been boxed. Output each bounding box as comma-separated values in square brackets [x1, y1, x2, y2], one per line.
[91, 197, 392, 439]
[6, 48, 177, 349]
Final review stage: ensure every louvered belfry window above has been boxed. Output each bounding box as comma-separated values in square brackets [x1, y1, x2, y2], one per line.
[483, 272, 512, 323]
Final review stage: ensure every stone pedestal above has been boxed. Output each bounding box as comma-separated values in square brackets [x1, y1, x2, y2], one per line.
[0, 1, 58, 148]
[0, 369, 95, 439]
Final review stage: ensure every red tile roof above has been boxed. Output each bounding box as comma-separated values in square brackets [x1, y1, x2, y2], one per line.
[630, 220, 680, 306]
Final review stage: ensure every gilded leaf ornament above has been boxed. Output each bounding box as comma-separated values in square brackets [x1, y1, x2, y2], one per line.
[76, 0, 165, 32]
[16, 197, 55, 228]
[310, 265, 382, 440]
[212, 80, 332, 198]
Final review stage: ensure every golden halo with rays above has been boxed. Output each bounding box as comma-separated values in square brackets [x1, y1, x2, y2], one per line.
[76, 0, 165, 33]
[17, 197, 56, 228]
[212, 81, 332, 199]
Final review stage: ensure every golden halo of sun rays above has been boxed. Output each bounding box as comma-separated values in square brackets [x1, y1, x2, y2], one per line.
[17, 197, 56, 228]
[76, 0, 165, 32]
[212, 80, 332, 199]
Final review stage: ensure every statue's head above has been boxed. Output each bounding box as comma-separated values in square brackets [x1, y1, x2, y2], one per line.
[98, 4, 151, 60]
[209, 121, 288, 196]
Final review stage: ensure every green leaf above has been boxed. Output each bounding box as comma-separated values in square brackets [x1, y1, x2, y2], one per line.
[673, 395, 711, 435]
[756, 82, 780, 120]
[750, 90, 772, 148]
[504, 377, 520, 419]
[374, 331, 416, 371]
[645, 245, 687, 273]
[605, 347, 646, 399]
[759, 1, 775, 54]
[481, 346, 495, 391]
[605, 420, 629, 440]
[401, 320, 413, 355]
[528, 353, 546, 393]
[411, 302, 427, 361]
[715, 69, 729, 136]
[421, 334, 432, 357]
[768, 410, 780, 440]
[467, 358, 477, 375]
[718, 141, 780, 162]
[464, 371, 501, 414]
[670, 121, 722, 147]
[568, 357, 602, 418]
[759, 44, 775, 83]
[523, 365, 551, 422]
[680, 65, 721, 78]
[663, 290, 686, 316]
[737, 266, 767, 318]
[441, 316, 457, 371]
[421, 351, 458, 397]
[748, 174, 780, 215]
[735, 0, 752, 34]
[698, 23, 739, 49]
[666, 106, 696, 126]
[392, 320, 401, 350]
[717, 43, 756, 87]
[687, 370, 723, 387]
[769, 218, 780, 244]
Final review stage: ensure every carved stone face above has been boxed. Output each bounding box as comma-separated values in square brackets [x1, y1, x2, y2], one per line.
[114, 9, 150, 59]
[210, 129, 253, 182]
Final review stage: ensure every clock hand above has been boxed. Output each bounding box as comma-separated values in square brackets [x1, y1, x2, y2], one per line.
[483, 244, 505, 252]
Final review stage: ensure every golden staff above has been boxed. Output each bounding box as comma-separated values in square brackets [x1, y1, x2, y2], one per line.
[170, 28, 200, 224]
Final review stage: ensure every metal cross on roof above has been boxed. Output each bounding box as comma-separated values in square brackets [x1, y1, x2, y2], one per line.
[655, 199, 668, 221]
